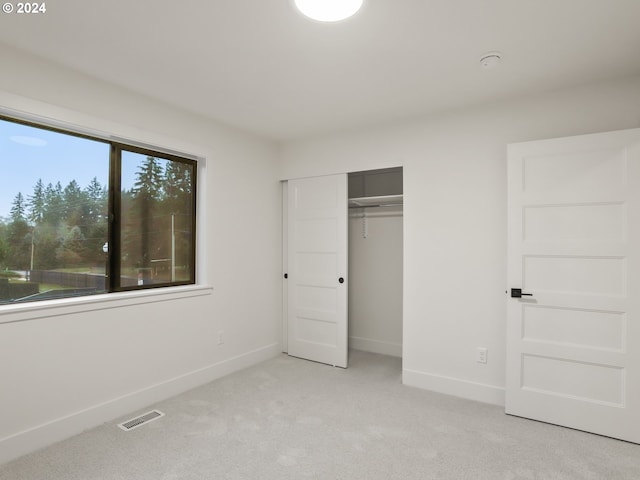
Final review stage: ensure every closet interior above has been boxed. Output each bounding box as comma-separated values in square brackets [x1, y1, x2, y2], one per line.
[348, 167, 403, 358]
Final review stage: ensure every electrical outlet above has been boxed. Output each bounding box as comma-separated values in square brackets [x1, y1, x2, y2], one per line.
[217, 330, 224, 345]
[477, 347, 488, 364]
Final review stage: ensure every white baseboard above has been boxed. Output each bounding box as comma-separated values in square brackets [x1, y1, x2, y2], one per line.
[349, 336, 402, 357]
[0, 343, 280, 466]
[402, 368, 505, 406]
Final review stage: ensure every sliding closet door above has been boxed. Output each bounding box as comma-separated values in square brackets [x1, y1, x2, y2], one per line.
[287, 174, 348, 368]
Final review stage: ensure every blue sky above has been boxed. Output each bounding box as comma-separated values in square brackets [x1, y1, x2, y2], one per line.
[0, 118, 140, 220]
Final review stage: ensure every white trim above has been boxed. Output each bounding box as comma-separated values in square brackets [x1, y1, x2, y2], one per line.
[402, 368, 505, 406]
[0, 285, 213, 325]
[281, 180, 288, 353]
[349, 336, 402, 357]
[0, 343, 281, 465]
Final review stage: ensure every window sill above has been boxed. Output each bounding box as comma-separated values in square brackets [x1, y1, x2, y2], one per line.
[0, 284, 214, 325]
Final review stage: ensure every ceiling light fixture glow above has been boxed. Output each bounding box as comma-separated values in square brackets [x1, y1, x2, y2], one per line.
[294, 0, 364, 22]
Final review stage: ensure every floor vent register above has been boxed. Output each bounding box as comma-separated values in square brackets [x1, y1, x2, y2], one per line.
[117, 410, 165, 431]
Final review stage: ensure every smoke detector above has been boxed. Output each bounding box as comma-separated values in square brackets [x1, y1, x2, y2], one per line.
[480, 52, 502, 69]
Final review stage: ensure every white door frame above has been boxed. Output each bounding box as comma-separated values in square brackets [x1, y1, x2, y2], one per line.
[281, 180, 288, 352]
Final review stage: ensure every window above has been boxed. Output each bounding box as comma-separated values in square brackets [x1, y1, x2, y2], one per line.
[0, 115, 197, 305]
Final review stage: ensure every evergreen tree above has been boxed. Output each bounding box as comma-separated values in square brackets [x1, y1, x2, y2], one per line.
[128, 157, 165, 273]
[43, 182, 64, 226]
[6, 218, 31, 270]
[85, 177, 107, 222]
[10, 193, 27, 223]
[133, 156, 164, 202]
[63, 179, 86, 225]
[0, 156, 192, 279]
[7, 193, 31, 269]
[165, 161, 191, 196]
[27, 179, 46, 225]
[0, 222, 7, 268]
[82, 177, 108, 266]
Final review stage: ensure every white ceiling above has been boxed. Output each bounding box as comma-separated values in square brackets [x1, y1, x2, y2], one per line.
[1, 0, 639, 141]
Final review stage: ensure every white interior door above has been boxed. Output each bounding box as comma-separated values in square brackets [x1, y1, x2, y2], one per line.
[287, 174, 348, 368]
[506, 128, 640, 443]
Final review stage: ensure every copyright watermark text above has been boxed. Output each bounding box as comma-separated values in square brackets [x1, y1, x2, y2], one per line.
[2, 2, 47, 14]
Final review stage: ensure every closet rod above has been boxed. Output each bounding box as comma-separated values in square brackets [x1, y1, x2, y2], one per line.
[348, 203, 403, 209]
[349, 211, 403, 219]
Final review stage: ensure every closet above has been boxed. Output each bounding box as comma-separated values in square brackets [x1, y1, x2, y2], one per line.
[282, 167, 403, 367]
[348, 168, 403, 358]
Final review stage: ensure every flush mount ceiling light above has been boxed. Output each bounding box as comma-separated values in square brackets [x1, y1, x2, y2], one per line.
[294, 0, 364, 22]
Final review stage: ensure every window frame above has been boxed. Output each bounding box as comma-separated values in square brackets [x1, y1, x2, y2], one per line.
[110, 142, 197, 292]
[0, 113, 198, 303]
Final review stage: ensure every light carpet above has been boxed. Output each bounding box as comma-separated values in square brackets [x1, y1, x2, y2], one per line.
[1, 350, 639, 479]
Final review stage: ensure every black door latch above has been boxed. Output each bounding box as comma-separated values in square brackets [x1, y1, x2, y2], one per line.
[510, 288, 533, 298]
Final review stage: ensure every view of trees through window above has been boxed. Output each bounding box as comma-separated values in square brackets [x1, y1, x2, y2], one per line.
[120, 151, 195, 287]
[0, 117, 196, 305]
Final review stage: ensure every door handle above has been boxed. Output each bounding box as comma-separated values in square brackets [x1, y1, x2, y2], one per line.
[338, 277, 345, 284]
[510, 288, 533, 298]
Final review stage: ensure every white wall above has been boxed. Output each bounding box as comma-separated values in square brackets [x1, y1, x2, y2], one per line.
[348, 210, 403, 357]
[2, 41, 639, 465]
[281, 75, 640, 405]
[0, 44, 282, 464]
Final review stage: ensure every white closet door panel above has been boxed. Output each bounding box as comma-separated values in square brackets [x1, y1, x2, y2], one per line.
[287, 174, 348, 368]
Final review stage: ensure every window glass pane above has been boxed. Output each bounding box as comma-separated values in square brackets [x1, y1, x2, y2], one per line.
[120, 151, 195, 287]
[0, 118, 109, 304]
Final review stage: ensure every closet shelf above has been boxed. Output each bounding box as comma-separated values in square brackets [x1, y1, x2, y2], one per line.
[348, 194, 403, 209]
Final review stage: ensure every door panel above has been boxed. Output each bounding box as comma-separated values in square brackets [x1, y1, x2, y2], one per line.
[287, 174, 348, 368]
[506, 128, 640, 443]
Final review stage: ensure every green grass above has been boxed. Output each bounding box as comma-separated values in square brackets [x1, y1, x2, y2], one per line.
[50, 266, 106, 274]
[0, 270, 22, 279]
